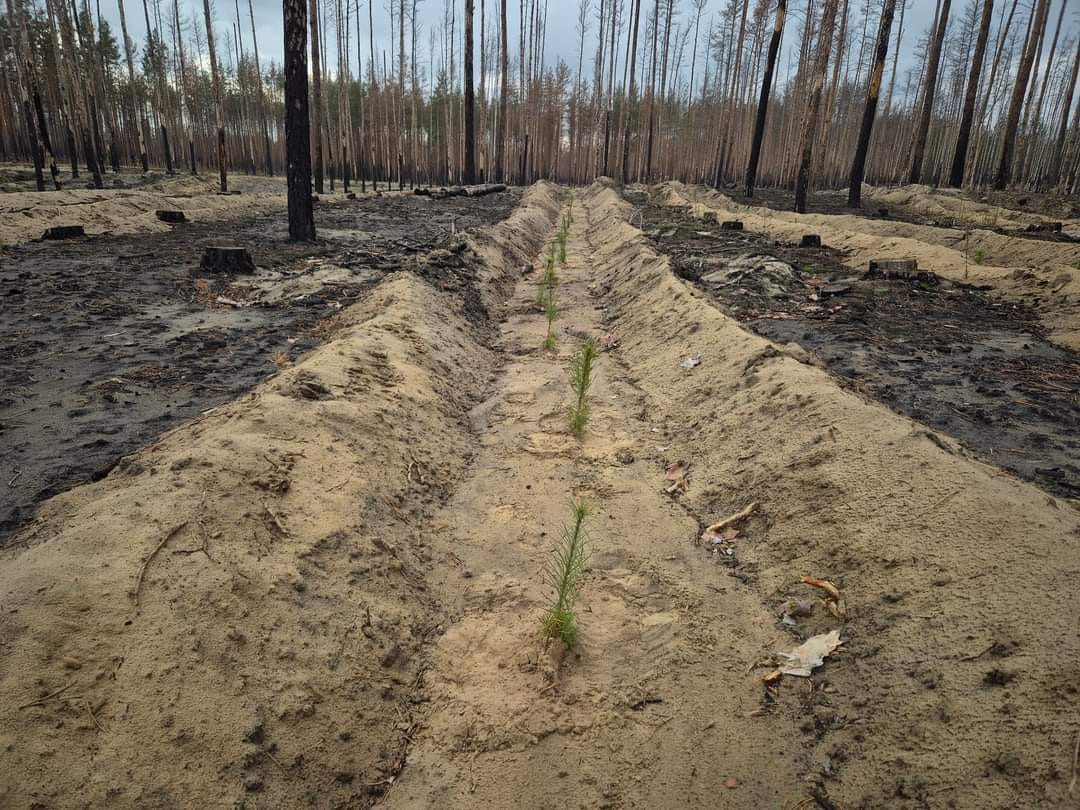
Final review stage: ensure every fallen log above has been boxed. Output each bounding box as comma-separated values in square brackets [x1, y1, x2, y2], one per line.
[462, 183, 507, 197]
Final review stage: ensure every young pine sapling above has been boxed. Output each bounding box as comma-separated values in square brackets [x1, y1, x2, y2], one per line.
[568, 338, 599, 439]
[541, 497, 591, 649]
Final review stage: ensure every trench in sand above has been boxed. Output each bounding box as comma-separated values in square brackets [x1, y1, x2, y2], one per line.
[2, 181, 1079, 810]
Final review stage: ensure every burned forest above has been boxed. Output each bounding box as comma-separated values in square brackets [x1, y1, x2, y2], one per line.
[2, 0, 1080, 807]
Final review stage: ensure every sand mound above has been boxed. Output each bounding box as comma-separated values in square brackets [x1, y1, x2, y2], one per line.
[0, 171, 362, 246]
[0, 184, 558, 808]
[583, 179, 1080, 807]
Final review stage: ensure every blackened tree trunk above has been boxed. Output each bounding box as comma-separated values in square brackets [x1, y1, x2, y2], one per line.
[309, 0, 325, 192]
[745, 0, 787, 197]
[202, 0, 228, 192]
[117, 0, 149, 172]
[847, 0, 897, 207]
[793, 0, 840, 213]
[464, 0, 477, 183]
[908, 0, 951, 184]
[249, 0, 274, 175]
[994, 0, 1049, 189]
[1048, 41, 1080, 186]
[495, 0, 509, 182]
[284, 0, 315, 239]
[948, 0, 993, 187]
[621, 0, 642, 184]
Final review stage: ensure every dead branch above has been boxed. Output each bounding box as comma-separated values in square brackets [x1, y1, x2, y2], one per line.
[18, 681, 77, 710]
[133, 521, 190, 608]
[704, 501, 759, 534]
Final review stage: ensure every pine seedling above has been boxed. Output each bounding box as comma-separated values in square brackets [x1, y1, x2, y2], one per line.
[558, 227, 568, 265]
[536, 252, 557, 308]
[541, 498, 591, 649]
[542, 294, 558, 351]
[567, 338, 600, 439]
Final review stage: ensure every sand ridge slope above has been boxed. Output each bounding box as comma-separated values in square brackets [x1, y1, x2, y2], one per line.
[584, 178, 1080, 808]
[655, 181, 1080, 350]
[0, 184, 559, 808]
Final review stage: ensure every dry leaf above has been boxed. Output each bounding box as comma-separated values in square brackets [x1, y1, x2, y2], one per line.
[777, 629, 842, 677]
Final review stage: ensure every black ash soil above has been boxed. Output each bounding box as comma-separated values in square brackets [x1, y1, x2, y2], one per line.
[631, 192, 1080, 500]
[0, 189, 521, 542]
[721, 186, 1078, 242]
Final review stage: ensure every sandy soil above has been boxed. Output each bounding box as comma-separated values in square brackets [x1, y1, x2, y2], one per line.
[658, 182, 1080, 350]
[2, 179, 1079, 810]
[0, 168, 381, 246]
[0, 190, 522, 541]
[631, 195, 1080, 500]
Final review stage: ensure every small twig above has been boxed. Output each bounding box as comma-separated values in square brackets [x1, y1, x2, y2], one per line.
[264, 750, 287, 771]
[407, 450, 425, 484]
[263, 504, 289, 536]
[704, 502, 760, 534]
[1069, 730, 1079, 795]
[8, 469, 21, 487]
[18, 681, 76, 710]
[84, 700, 106, 732]
[133, 522, 189, 608]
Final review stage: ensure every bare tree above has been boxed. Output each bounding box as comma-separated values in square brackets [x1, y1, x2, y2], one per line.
[284, 0, 315, 239]
[745, 0, 787, 197]
[793, 0, 840, 212]
[908, 0, 950, 184]
[947, 0, 992, 187]
[994, 0, 1049, 188]
[464, 0, 476, 182]
[848, 0, 897, 207]
[495, 0, 508, 181]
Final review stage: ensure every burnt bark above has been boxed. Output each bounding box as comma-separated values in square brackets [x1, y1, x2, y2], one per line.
[948, 0, 993, 187]
[848, 0, 897, 207]
[994, 0, 1049, 189]
[284, 0, 315, 240]
[745, 0, 787, 197]
[908, 0, 951, 185]
[793, 0, 840, 213]
[464, 0, 477, 184]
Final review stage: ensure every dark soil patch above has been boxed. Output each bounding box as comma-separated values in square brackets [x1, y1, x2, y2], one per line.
[633, 194, 1080, 500]
[721, 186, 1078, 243]
[0, 190, 522, 543]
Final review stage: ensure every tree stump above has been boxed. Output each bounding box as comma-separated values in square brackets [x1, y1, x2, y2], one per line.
[720, 220, 744, 231]
[156, 210, 186, 224]
[42, 225, 85, 240]
[800, 234, 822, 248]
[866, 258, 938, 283]
[200, 246, 256, 274]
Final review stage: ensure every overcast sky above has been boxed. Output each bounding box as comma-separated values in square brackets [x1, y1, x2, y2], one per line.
[102, 0, 1078, 103]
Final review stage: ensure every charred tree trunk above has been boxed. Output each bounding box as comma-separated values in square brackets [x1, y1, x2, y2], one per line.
[621, 0, 642, 184]
[310, 0, 325, 192]
[1048, 41, 1080, 187]
[495, 0, 509, 182]
[284, 0, 315, 240]
[994, 0, 1049, 189]
[202, 0, 228, 191]
[745, 0, 786, 197]
[847, 0, 897, 207]
[793, 0, 839, 213]
[908, 0, 951, 184]
[948, 0, 993, 187]
[249, 0, 274, 175]
[464, 0, 477, 184]
[117, 0, 150, 172]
